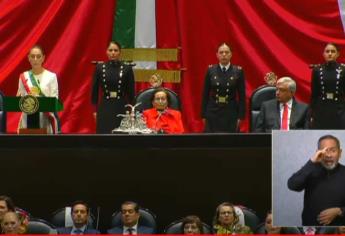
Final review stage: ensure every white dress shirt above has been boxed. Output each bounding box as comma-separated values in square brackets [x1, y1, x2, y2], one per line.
[123, 224, 138, 235]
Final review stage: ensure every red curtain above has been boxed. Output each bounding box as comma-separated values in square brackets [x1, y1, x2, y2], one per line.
[172, 0, 345, 132]
[1, 0, 345, 133]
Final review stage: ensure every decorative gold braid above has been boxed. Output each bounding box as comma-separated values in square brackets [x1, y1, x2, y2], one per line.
[120, 48, 179, 61]
[133, 69, 181, 83]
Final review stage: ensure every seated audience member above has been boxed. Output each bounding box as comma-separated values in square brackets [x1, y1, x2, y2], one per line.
[263, 211, 282, 234]
[336, 226, 345, 234]
[298, 226, 338, 234]
[107, 201, 155, 234]
[0, 195, 15, 224]
[258, 210, 301, 234]
[254, 77, 309, 132]
[0, 195, 28, 234]
[213, 202, 252, 234]
[142, 88, 184, 134]
[181, 215, 204, 234]
[57, 200, 100, 234]
[1, 212, 23, 234]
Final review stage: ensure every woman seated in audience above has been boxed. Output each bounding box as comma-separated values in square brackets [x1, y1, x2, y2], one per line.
[0, 196, 29, 234]
[263, 211, 282, 234]
[0, 195, 15, 233]
[181, 215, 204, 234]
[1, 212, 25, 234]
[143, 88, 184, 134]
[213, 202, 252, 234]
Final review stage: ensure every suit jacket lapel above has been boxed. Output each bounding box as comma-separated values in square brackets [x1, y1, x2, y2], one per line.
[274, 101, 281, 129]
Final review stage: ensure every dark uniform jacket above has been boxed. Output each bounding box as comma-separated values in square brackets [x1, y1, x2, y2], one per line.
[92, 60, 135, 134]
[311, 61, 345, 129]
[201, 64, 246, 133]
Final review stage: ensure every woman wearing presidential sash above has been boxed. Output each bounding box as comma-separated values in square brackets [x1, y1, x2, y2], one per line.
[16, 45, 59, 134]
[91, 41, 135, 134]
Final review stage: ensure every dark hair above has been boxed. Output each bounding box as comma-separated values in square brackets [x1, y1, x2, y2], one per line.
[121, 201, 139, 213]
[0, 195, 15, 212]
[325, 42, 340, 52]
[217, 42, 232, 52]
[317, 135, 340, 149]
[181, 215, 204, 234]
[151, 88, 171, 106]
[71, 200, 89, 214]
[29, 44, 45, 55]
[213, 202, 239, 226]
[108, 41, 122, 51]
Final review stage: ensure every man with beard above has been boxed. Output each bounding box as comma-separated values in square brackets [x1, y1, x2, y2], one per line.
[57, 201, 100, 234]
[288, 135, 345, 226]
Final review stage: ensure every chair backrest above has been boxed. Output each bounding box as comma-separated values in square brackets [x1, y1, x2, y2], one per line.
[316, 226, 337, 234]
[111, 208, 157, 231]
[234, 206, 260, 232]
[135, 87, 180, 111]
[164, 219, 211, 234]
[249, 85, 276, 131]
[255, 223, 301, 234]
[26, 218, 57, 234]
[0, 91, 6, 133]
[50, 207, 96, 229]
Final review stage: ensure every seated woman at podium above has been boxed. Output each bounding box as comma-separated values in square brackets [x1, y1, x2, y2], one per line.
[16, 45, 59, 134]
[142, 88, 184, 134]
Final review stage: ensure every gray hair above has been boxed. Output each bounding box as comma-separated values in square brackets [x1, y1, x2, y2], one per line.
[317, 135, 340, 149]
[277, 77, 296, 93]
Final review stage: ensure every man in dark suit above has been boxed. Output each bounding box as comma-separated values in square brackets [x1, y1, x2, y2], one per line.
[107, 201, 155, 234]
[57, 200, 100, 234]
[254, 77, 309, 132]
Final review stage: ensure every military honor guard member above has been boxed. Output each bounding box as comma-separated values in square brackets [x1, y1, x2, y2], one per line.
[201, 43, 246, 133]
[91, 41, 135, 134]
[310, 43, 345, 129]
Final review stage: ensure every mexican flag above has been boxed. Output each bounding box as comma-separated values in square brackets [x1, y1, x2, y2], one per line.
[112, 0, 157, 69]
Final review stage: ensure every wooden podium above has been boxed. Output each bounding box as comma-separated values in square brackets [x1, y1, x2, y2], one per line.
[4, 96, 63, 134]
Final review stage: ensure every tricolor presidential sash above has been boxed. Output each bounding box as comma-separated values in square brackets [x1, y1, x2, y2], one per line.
[21, 71, 45, 96]
[18, 71, 61, 134]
